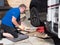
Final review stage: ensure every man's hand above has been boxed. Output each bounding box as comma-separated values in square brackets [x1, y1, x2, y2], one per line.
[25, 27, 30, 30]
[18, 25, 25, 30]
[18, 26, 30, 31]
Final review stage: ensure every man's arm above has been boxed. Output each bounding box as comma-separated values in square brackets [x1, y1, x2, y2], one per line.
[12, 16, 25, 30]
[12, 16, 19, 27]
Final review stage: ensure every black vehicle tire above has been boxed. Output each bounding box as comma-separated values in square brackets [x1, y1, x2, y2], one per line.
[30, 7, 41, 27]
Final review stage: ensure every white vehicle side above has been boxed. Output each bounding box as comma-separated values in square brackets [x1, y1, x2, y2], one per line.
[47, 0, 60, 38]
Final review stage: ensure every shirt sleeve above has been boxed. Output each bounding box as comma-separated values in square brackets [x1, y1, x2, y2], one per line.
[12, 11, 19, 19]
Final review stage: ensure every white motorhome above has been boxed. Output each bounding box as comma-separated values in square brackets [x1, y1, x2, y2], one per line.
[47, 0, 59, 38]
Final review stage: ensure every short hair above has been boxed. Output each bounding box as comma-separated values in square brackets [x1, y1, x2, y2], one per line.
[19, 4, 26, 8]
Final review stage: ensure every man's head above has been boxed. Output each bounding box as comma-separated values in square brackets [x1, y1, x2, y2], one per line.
[19, 4, 26, 14]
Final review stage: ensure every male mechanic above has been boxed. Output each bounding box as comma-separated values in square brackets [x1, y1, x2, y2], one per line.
[0, 4, 29, 40]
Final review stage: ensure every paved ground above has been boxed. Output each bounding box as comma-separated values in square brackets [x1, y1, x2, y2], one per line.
[0, 36, 54, 45]
[14, 37, 54, 45]
[0, 11, 55, 45]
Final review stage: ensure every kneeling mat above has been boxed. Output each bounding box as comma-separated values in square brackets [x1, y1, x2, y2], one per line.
[7, 34, 29, 42]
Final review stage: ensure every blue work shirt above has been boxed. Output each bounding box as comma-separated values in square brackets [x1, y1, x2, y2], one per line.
[2, 8, 20, 27]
